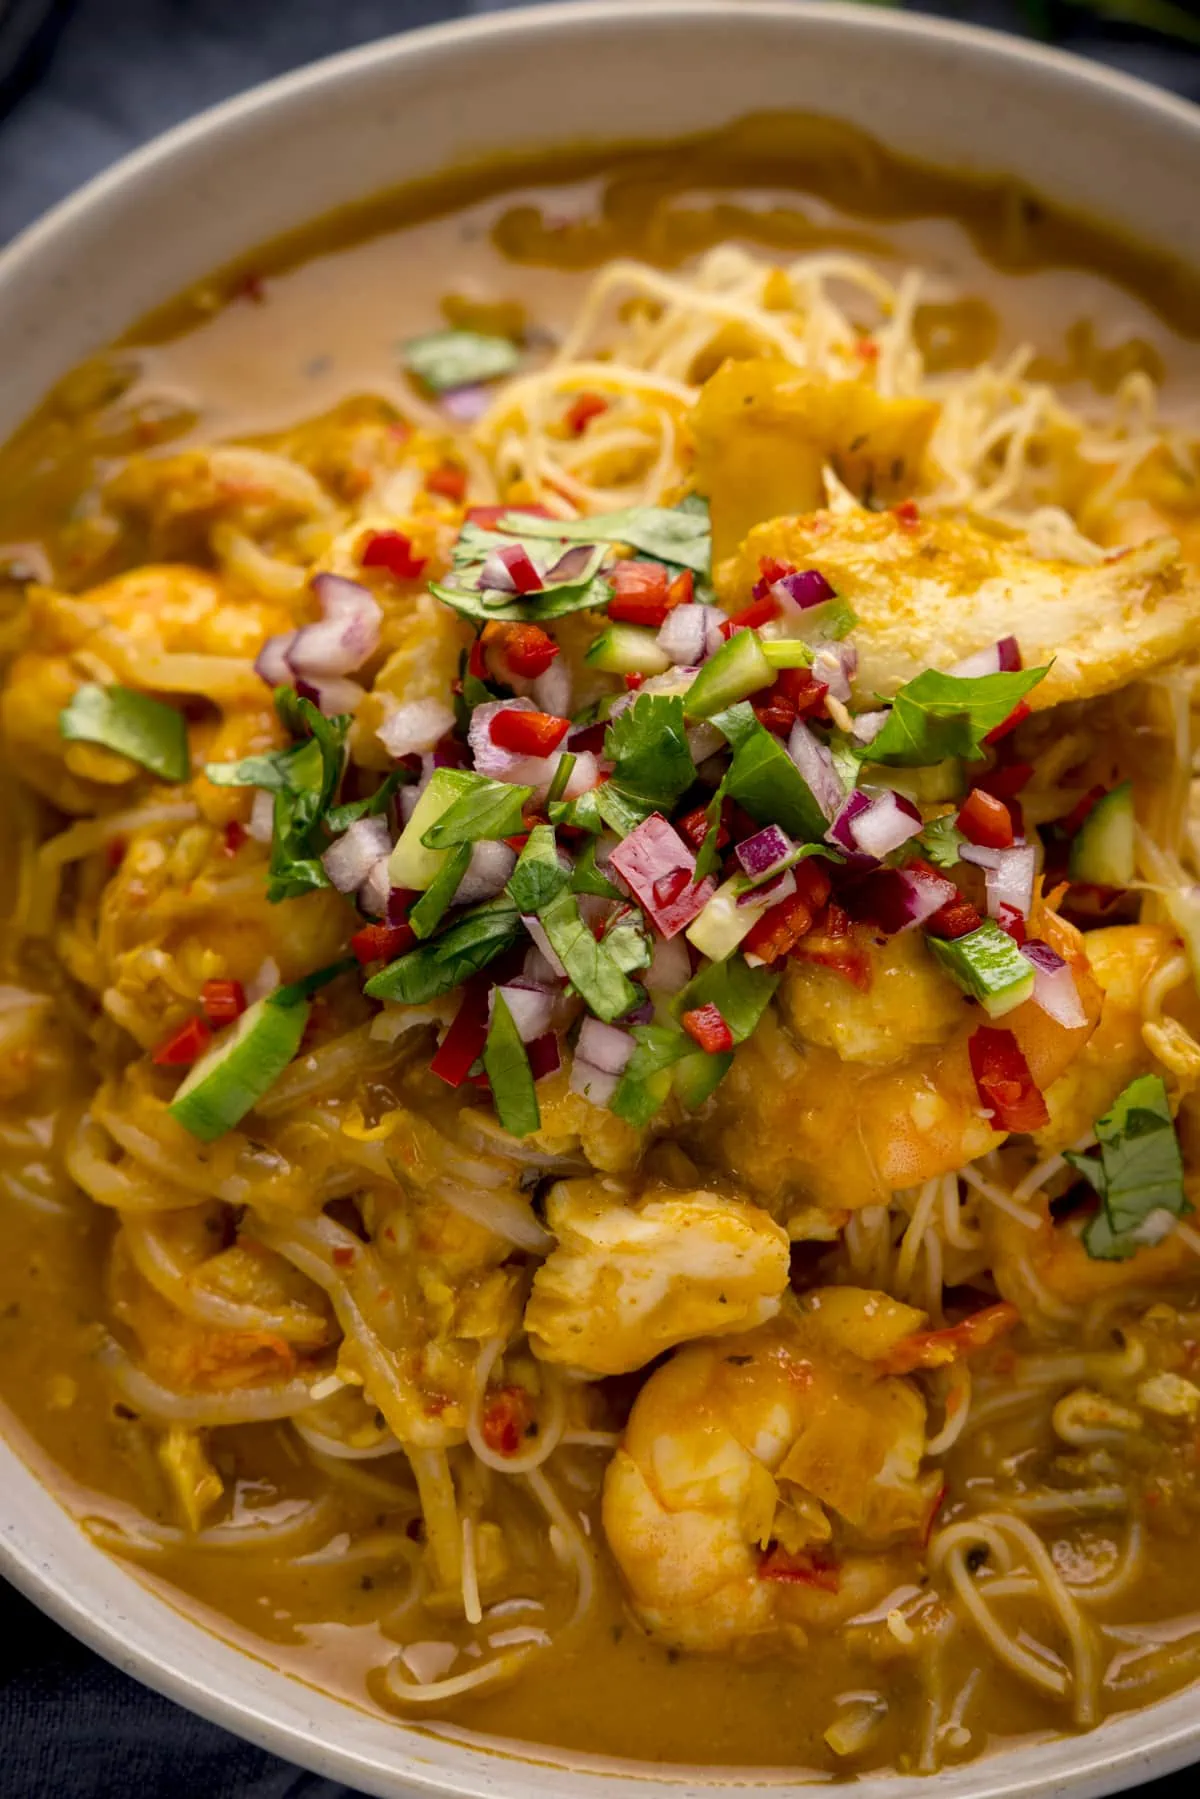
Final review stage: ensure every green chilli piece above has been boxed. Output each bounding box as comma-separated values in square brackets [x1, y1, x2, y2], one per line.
[60, 684, 189, 782]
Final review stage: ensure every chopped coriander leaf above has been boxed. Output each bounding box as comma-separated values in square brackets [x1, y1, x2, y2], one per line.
[1068, 1074, 1189, 1261]
[593, 783, 656, 837]
[865, 666, 1050, 767]
[363, 899, 522, 1002]
[409, 843, 472, 939]
[676, 956, 779, 1045]
[917, 813, 965, 869]
[422, 774, 533, 847]
[325, 768, 409, 835]
[60, 683, 190, 782]
[483, 992, 541, 1138]
[502, 504, 711, 575]
[610, 1024, 691, 1126]
[403, 328, 519, 393]
[208, 691, 350, 904]
[507, 825, 569, 913]
[712, 702, 830, 842]
[548, 788, 604, 833]
[928, 920, 1034, 1017]
[538, 891, 639, 1022]
[571, 837, 620, 900]
[604, 694, 695, 807]
[430, 571, 613, 625]
[546, 752, 576, 806]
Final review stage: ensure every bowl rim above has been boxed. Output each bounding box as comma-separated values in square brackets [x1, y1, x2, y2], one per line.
[4, 3, 1200, 1794]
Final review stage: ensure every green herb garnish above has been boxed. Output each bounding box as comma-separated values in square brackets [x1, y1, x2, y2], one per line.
[712, 702, 830, 842]
[408, 843, 472, 939]
[916, 813, 966, 870]
[865, 667, 1049, 767]
[604, 694, 695, 809]
[676, 955, 779, 1044]
[1066, 1074, 1189, 1261]
[60, 684, 190, 782]
[483, 991, 540, 1138]
[502, 503, 711, 576]
[537, 891, 639, 1023]
[422, 773, 533, 848]
[610, 1024, 691, 1126]
[363, 899, 522, 1003]
[507, 825, 569, 913]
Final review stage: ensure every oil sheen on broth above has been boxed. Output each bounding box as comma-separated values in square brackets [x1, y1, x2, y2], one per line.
[3, 113, 1200, 1773]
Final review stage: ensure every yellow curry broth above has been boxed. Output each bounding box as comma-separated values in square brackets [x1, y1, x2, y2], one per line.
[4, 114, 1200, 1772]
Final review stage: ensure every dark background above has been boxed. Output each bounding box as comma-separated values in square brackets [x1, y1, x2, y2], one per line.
[2, 0, 1200, 1793]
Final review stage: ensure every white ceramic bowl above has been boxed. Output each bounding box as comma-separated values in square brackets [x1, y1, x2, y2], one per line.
[3, 5, 1200, 1794]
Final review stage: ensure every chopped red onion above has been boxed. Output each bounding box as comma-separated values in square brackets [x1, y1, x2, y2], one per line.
[576, 1017, 636, 1076]
[787, 720, 845, 822]
[771, 569, 834, 611]
[608, 815, 714, 938]
[657, 604, 724, 667]
[469, 699, 554, 786]
[322, 816, 392, 894]
[454, 839, 517, 906]
[440, 384, 491, 425]
[737, 824, 795, 881]
[523, 915, 568, 980]
[480, 543, 543, 596]
[852, 708, 890, 747]
[254, 631, 296, 687]
[522, 941, 563, 987]
[577, 892, 616, 931]
[569, 1060, 619, 1107]
[526, 1033, 562, 1082]
[643, 933, 691, 994]
[492, 981, 557, 1044]
[737, 866, 797, 909]
[862, 863, 958, 934]
[686, 720, 725, 764]
[1022, 939, 1087, 1028]
[544, 544, 598, 585]
[532, 658, 572, 719]
[358, 857, 392, 919]
[548, 747, 601, 800]
[832, 788, 922, 860]
[812, 642, 857, 703]
[298, 675, 366, 716]
[950, 636, 1023, 679]
[289, 574, 382, 679]
[377, 699, 457, 758]
[962, 841, 1036, 920]
[567, 720, 607, 755]
[247, 788, 275, 844]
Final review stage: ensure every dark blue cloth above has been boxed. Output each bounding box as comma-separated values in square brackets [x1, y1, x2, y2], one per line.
[2, 1, 1199, 1791]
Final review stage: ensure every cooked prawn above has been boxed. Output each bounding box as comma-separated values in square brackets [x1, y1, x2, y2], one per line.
[602, 1290, 942, 1653]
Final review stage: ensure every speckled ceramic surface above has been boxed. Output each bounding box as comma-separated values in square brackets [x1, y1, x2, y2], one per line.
[2, 6, 1200, 1792]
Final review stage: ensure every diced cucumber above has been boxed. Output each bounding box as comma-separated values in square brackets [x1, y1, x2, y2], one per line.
[585, 624, 671, 677]
[673, 1047, 733, 1111]
[928, 920, 1035, 1018]
[761, 639, 814, 670]
[168, 992, 309, 1142]
[684, 630, 773, 719]
[686, 874, 764, 961]
[1069, 781, 1134, 887]
[792, 597, 858, 644]
[388, 767, 476, 892]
